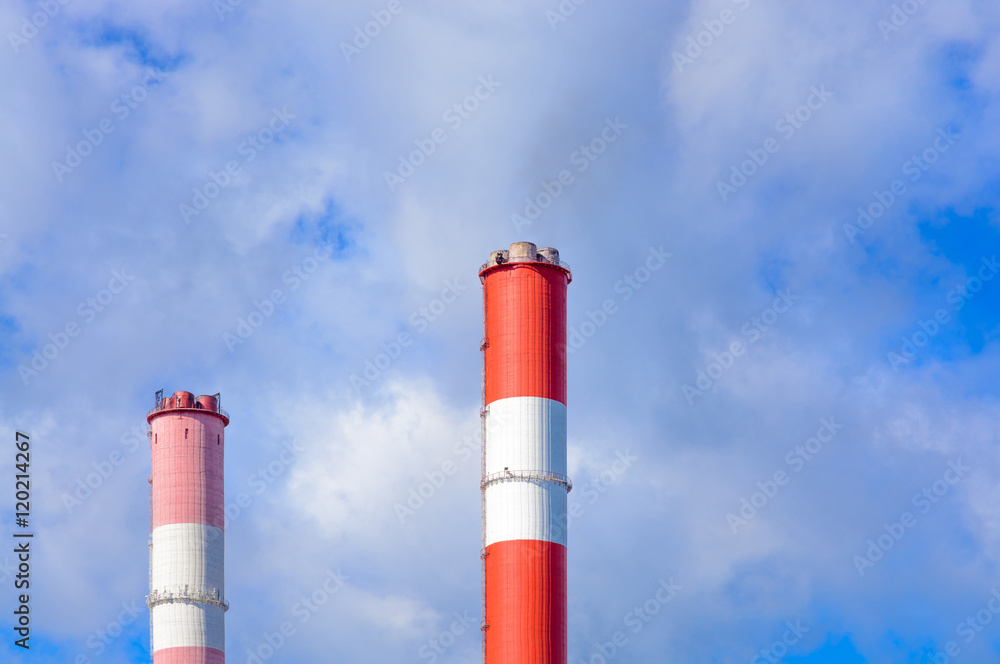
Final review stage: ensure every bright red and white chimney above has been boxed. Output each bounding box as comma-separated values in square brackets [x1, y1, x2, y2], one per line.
[147, 390, 229, 664]
[480, 242, 571, 664]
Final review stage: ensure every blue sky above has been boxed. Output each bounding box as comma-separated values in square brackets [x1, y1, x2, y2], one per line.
[2, 0, 1000, 662]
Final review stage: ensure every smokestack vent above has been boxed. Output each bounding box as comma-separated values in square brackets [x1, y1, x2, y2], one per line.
[537, 247, 559, 264]
[508, 241, 537, 262]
